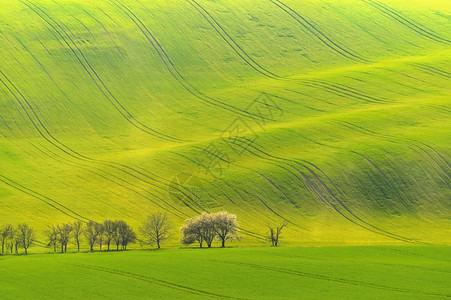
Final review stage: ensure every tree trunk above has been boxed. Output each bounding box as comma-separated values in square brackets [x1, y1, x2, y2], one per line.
[90, 244, 93, 252]
[77, 242, 80, 252]
[1, 241, 4, 254]
[107, 242, 110, 251]
[24, 247, 27, 255]
[221, 239, 225, 248]
[157, 240, 160, 249]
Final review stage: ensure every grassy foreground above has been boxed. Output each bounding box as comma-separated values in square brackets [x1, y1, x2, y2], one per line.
[0, 246, 450, 299]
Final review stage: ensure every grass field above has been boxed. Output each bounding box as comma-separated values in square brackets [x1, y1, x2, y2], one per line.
[0, 246, 450, 299]
[0, 0, 450, 246]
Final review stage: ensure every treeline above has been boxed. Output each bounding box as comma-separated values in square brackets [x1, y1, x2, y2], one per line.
[0, 224, 35, 255]
[45, 220, 136, 253]
[1, 211, 288, 255]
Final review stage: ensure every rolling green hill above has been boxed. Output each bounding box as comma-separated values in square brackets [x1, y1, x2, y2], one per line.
[0, 0, 450, 246]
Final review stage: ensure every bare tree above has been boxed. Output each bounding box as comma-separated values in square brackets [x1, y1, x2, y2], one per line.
[6, 227, 16, 254]
[97, 223, 105, 251]
[114, 220, 126, 251]
[0, 224, 13, 254]
[57, 223, 72, 253]
[84, 221, 101, 252]
[120, 224, 136, 250]
[103, 220, 117, 251]
[17, 224, 35, 254]
[180, 217, 204, 248]
[267, 222, 287, 247]
[72, 221, 83, 252]
[141, 212, 172, 249]
[213, 211, 239, 248]
[44, 225, 58, 253]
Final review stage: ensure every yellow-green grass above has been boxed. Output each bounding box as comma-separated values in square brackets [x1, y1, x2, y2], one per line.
[0, 246, 450, 299]
[0, 0, 450, 246]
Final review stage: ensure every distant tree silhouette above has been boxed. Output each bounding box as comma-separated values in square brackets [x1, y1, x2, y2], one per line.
[72, 221, 84, 252]
[44, 225, 58, 252]
[17, 224, 35, 254]
[0, 224, 13, 254]
[103, 220, 117, 251]
[97, 223, 105, 251]
[84, 221, 101, 252]
[57, 223, 72, 253]
[267, 222, 287, 247]
[141, 213, 172, 249]
[120, 223, 136, 250]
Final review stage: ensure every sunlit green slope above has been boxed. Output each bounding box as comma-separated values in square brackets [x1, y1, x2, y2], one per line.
[0, 0, 450, 245]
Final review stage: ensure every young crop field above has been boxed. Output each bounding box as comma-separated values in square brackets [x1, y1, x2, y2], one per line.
[0, 0, 450, 298]
[0, 246, 450, 299]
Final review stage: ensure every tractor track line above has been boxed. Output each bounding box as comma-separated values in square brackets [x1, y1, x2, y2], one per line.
[186, 0, 281, 80]
[0, 69, 201, 216]
[269, 0, 367, 62]
[363, 0, 450, 44]
[229, 138, 414, 241]
[20, 0, 183, 143]
[71, 263, 240, 299]
[114, 1, 271, 123]
[28, 142, 189, 220]
[0, 175, 89, 222]
[214, 260, 450, 298]
[350, 151, 414, 209]
[238, 140, 419, 243]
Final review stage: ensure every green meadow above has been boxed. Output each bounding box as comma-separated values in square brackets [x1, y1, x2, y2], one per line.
[0, 246, 450, 299]
[0, 0, 450, 297]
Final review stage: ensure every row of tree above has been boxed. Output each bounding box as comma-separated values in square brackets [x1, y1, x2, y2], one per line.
[0, 224, 35, 255]
[45, 220, 136, 253]
[1, 211, 288, 255]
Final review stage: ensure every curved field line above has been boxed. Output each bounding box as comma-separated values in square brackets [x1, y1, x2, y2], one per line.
[350, 151, 414, 209]
[0, 175, 89, 222]
[28, 142, 189, 220]
[214, 260, 451, 298]
[71, 263, 241, 299]
[185, 0, 281, 80]
[301, 79, 390, 104]
[412, 63, 451, 79]
[12, 31, 73, 104]
[0, 69, 202, 216]
[333, 120, 451, 190]
[362, 0, 450, 44]
[20, 0, 184, 143]
[112, 1, 271, 122]
[172, 148, 303, 229]
[269, 0, 368, 62]
[230, 138, 420, 243]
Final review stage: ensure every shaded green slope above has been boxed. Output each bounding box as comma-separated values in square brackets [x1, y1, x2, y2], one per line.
[0, 0, 450, 245]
